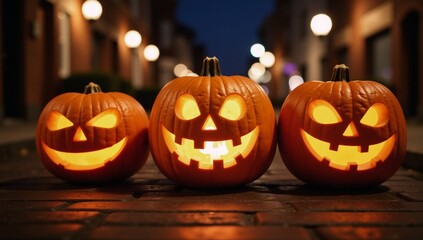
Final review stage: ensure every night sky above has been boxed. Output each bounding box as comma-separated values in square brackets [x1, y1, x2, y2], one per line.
[176, 0, 274, 76]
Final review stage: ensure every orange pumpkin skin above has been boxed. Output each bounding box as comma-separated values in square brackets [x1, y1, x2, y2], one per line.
[278, 65, 407, 188]
[36, 83, 149, 183]
[149, 57, 276, 188]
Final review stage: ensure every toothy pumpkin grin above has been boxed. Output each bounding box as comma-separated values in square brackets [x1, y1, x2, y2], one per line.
[301, 130, 395, 171]
[41, 137, 127, 171]
[162, 125, 259, 170]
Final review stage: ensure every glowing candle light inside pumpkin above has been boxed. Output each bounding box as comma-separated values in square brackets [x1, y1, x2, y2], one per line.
[278, 64, 406, 188]
[36, 82, 149, 183]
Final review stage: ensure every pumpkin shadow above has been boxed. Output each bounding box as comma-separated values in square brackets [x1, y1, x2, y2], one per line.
[0, 176, 98, 191]
[277, 183, 390, 196]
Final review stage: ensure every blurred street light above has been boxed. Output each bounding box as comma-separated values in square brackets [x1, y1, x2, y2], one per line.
[124, 30, 142, 48]
[248, 62, 266, 81]
[289, 75, 304, 91]
[250, 43, 265, 58]
[82, 0, 103, 21]
[259, 51, 275, 68]
[144, 44, 160, 61]
[310, 14, 332, 36]
[174, 63, 187, 77]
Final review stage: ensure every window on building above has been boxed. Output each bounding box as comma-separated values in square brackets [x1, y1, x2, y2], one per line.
[367, 30, 392, 87]
[58, 11, 71, 79]
[300, 63, 307, 80]
[299, 9, 307, 38]
[320, 56, 328, 80]
[93, 31, 106, 70]
[111, 40, 119, 73]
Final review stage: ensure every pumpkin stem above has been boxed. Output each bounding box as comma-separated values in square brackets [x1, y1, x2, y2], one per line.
[331, 64, 350, 82]
[84, 82, 103, 94]
[200, 56, 222, 77]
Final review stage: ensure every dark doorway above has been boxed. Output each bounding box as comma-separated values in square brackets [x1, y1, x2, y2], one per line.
[402, 11, 420, 116]
[2, 0, 25, 119]
[42, 0, 56, 104]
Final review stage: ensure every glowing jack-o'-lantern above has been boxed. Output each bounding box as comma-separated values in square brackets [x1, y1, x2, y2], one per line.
[278, 64, 407, 188]
[36, 82, 149, 183]
[149, 57, 276, 188]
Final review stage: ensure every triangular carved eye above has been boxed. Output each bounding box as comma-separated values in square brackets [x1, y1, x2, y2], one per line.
[175, 94, 201, 120]
[219, 94, 246, 120]
[360, 103, 388, 127]
[308, 99, 342, 124]
[87, 109, 120, 129]
[47, 111, 74, 131]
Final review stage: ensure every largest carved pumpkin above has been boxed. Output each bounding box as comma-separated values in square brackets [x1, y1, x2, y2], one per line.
[278, 64, 407, 188]
[149, 57, 276, 188]
[36, 82, 149, 183]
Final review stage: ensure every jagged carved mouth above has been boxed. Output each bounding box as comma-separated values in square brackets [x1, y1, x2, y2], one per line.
[41, 138, 127, 171]
[301, 129, 395, 171]
[162, 125, 259, 170]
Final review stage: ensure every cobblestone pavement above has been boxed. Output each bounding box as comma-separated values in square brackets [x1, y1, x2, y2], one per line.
[0, 146, 423, 240]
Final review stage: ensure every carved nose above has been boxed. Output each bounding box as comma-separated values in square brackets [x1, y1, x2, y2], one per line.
[73, 127, 87, 142]
[202, 115, 217, 130]
[343, 122, 358, 137]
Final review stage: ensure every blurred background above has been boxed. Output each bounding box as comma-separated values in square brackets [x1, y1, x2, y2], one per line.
[0, 0, 422, 125]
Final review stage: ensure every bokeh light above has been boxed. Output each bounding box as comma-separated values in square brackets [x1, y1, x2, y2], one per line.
[289, 75, 304, 91]
[174, 63, 188, 77]
[144, 44, 160, 61]
[259, 51, 275, 68]
[124, 30, 142, 48]
[250, 43, 265, 58]
[249, 62, 266, 79]
[310, 14, 332, 36]
[81, 0, 103, 20]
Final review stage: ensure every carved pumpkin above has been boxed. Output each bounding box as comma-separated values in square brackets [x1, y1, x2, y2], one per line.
[278, 64, 407, 188]
[36, 82, 149, 183]
[149, 57, 276, 188]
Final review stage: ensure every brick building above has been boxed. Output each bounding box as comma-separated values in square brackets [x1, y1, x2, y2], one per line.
[326, 0, 423, 118]
[261, 0, 423, 119]
[0, 0, 198, 123]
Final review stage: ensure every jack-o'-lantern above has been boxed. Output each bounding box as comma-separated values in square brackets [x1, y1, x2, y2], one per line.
[278, 64, 407, 188]
[36, 82, 149, 183]
[149, 57, 276, 188]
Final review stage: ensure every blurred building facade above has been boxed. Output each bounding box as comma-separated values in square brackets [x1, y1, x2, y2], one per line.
[262, 0, 423, 119]
[326, 0, 423, 119]
[0, 0, 198, 123]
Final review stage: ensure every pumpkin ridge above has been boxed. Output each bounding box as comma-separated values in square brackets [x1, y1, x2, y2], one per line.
[108, 93, 127, 147]
[236, 75, 274, 178]
[380, 82, 407, 160]
[171, 77, 194, 181]
[375, 81, 406, 169]
[244, 82, 263, 178]
[71, 94, 85, 151]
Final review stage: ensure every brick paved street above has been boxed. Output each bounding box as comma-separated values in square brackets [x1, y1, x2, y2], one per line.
[1, 139, 423, 240]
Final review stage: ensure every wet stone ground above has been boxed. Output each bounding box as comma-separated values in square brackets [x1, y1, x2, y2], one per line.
[1, 148, 423, 240]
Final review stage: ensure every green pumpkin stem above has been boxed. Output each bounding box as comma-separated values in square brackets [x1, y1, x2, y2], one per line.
[200, 56, 222, 77]
[84, 82, 102, 94]
[331, 64, 350, 82]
